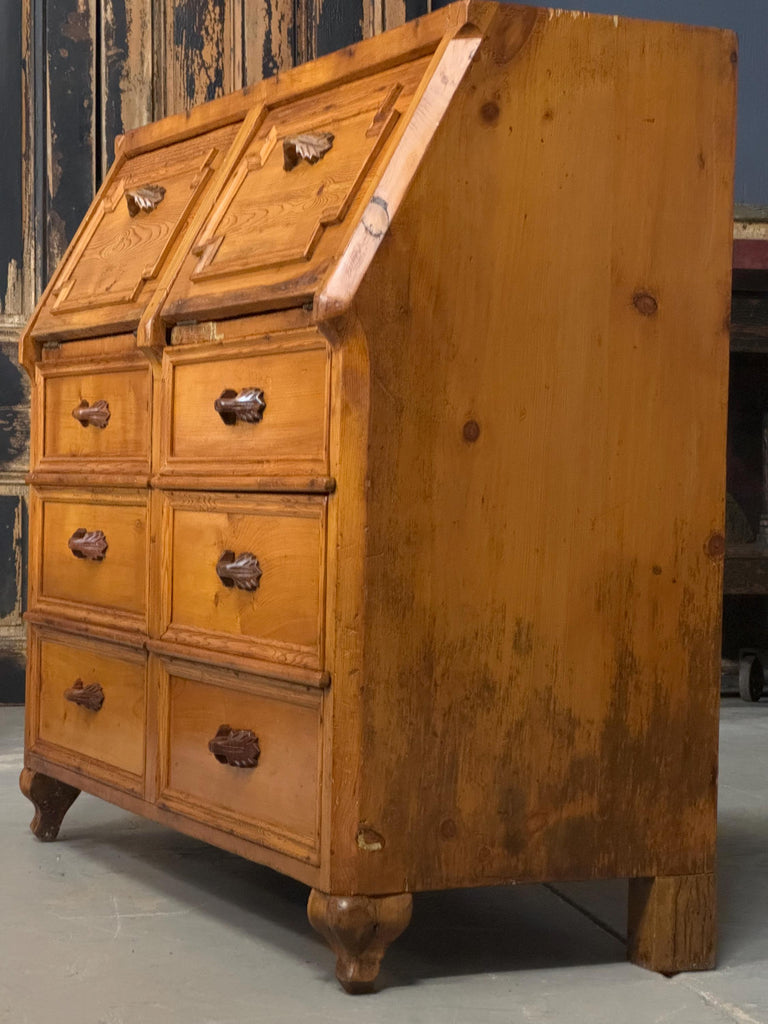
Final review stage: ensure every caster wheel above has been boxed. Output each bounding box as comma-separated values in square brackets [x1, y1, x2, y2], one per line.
[738, 654, 764, 702]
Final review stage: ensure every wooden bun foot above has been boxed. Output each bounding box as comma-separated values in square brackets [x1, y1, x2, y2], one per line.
[19, 768, 81, 842]
[307, 889, 413, 993]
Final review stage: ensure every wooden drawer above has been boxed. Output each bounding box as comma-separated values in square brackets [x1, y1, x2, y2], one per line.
[33, 348, 151, 483]
[156, 657, 323, 862]
[158, 492, 326, 669]
[28, 627, 146, 794]
[30, 487, 149, 634]
[31, 122, 240, 341]
[155, 331, 330, 488]
[161, 55, 432, 321]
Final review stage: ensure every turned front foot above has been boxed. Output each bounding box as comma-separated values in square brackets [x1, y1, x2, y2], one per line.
[628, 873, 716, 974]
[19, 768, 81, 842]
[307, 889, 413, 993]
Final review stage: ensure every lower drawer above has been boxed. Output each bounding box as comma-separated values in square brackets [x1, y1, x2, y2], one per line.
[155, 657, 323, 864]
[28, 627, 147, 794]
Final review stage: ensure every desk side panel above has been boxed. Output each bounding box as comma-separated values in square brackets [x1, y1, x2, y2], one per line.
[339, 6, 736, 893]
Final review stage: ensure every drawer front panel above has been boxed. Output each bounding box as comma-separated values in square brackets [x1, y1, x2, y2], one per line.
[158, 666, 322, 859]
[159, 334, 329, 480]
[40, 360, 151, 473]
[161, 493, 325, 668]
[31, 628, 146, 791]
[32, 488, 148, 628]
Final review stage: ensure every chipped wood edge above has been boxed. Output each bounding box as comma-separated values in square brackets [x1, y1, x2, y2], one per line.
[314, 25, 486, 322]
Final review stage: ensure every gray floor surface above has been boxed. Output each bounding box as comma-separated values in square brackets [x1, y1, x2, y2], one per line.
[1, 702, 766, 1024]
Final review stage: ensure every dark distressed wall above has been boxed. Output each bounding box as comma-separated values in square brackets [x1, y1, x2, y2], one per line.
[44, 1, 97, 279]
[0, 0, 23, 316]
[0, 0, 29, 703]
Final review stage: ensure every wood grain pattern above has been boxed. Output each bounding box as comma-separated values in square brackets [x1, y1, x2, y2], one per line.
[158, 491, 327, 668]
[27, 122, 240, 348]
[24, 743, 324, 887]
[242, 0, 295, 82]
[18, 2, 737, 991]
[44, 0, 97, 281]
[156, 331, 330, 485]
[30, 487, 149, 633]
[156, 656, 323, 861]
[334, 4, 735, 895]
[159, 53, 433, 323]
[162, 0, 239, 115]
[29, 626, 146, 792]
[628, 874, 717, 973]
[100, 0, 153, 173]
[36, 354, 151, 480]
[307, 890, 413, 993]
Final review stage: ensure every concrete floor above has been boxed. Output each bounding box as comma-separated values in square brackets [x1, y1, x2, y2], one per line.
[0, 702, 766, 1024]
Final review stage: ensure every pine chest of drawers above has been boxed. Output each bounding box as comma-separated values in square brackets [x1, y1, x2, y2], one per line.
[19, 1, 736, 992]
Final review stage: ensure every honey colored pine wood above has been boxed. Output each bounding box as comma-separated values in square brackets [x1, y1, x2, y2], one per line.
[155, 656, 324, 863]
[156, 490, 327, 668]
[19, 2, 735, 992]
[27, 626, 147, 795]
[32, 346, 152, 487]
[155, 328, 331, 488]
[628, 874, 718, 973]
[29, 486, 150, 636]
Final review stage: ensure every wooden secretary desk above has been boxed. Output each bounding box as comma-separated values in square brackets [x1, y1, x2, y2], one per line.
[19, 1, 736, 993]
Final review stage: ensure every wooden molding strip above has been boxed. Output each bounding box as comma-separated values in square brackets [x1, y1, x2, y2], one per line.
[146, 638, 331, 689]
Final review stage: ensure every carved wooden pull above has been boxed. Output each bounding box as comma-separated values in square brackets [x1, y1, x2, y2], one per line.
[216, 551, 262, 591]
[214, 388, 266, 425]
[208, 725, 260, 768]
[125, 183, 166, 217]
[64, 679, 105, 711]
[283, 132, 334, 171]
[68, 528, 108, 561]
[72, 399, 111, 429]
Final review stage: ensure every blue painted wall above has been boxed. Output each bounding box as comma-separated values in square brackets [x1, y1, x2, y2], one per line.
[432, 0, 767, 206]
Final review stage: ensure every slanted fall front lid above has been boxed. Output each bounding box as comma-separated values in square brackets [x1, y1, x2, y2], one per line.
[152, 2, 497, 333]
[28, 115, 245, 348]
[20, 1, 504, 372]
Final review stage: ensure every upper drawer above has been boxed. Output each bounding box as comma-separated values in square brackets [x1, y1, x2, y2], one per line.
[155, 330, 330, 489]
[30, 122, 240, 342]
[160, 55, 432, 323]
[32, 345, 152, 486]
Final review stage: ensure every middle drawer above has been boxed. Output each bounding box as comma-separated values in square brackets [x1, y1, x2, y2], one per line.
[29, 487, 149, 635]
[157, 491, 327, 670]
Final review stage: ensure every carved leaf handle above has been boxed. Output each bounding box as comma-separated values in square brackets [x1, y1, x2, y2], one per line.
[208, 724, 260, 768]
[72, 399, 111, 429]
[125, 183, 166, 217]
[68, 528, 108, 561]
[216, 551, 262, 591]
[214, 388, 266, 425]
[283, 132, 334, 171]
[64, 679, 105, 711]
